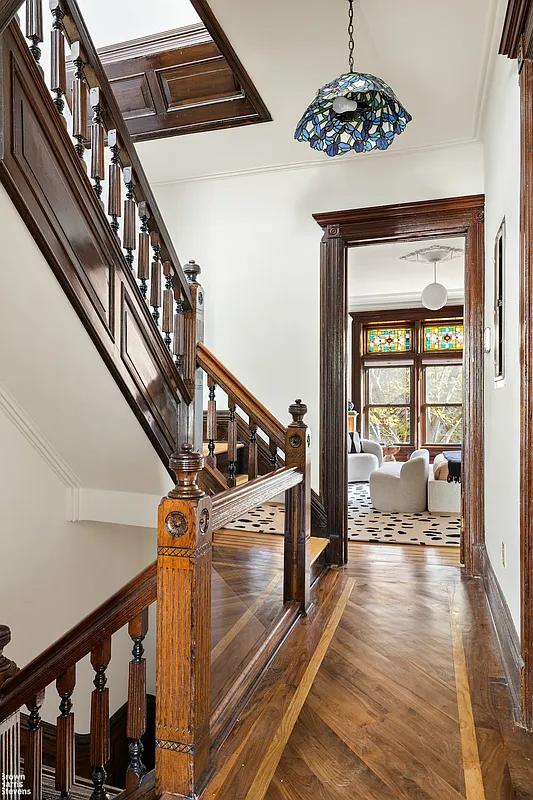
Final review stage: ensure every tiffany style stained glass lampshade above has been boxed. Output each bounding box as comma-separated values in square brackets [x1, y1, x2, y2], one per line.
[295, 1, 412, 157]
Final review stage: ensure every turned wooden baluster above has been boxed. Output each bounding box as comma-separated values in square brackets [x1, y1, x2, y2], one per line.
[50, 0, 66, 118]
[155, 444, 212, 797]
[89, 638, 111, 800]
[162, 261, 174, 349]
[0, 626, 20, 789]
[206, 378, 217, 469]
[269, 438, 279, 471]
[227, 398, 237, 487]
[23, 690, 45, 799]
[138, 202, 150, 299]
[284, 400, 311, 612]
[90, 87, 105, 201]
[56, 665, 76, 799]
[173, 293, 185, 371]
[150, 233, 162, 325]
[108, 130, 121, 240]
[126, 610, 148, 791]
[26, 0, 43, 64]
[71, 41, 88, 162]
[248, 419, 258, 481]
[123, 167, 136, 270]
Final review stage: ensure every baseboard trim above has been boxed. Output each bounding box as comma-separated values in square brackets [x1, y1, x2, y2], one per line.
[481, 546, 524, 723]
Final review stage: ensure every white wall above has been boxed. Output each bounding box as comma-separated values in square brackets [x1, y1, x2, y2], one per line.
[0, 408, 156, 730]
[482, 48, 521, 633]
[154, 142, 483, 485]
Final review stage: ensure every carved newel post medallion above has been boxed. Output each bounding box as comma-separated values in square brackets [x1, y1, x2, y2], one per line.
[155, 444, 212, 797]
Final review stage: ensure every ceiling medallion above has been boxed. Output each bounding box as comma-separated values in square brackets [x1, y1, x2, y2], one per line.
[401, 245, 464, 311]
[295, 0, 412, 157]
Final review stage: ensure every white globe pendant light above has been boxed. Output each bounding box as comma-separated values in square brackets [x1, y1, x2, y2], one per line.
[400, 244, 463, 310]
[421, 262, 448, 310]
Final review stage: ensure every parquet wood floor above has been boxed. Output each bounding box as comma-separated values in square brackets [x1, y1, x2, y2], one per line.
[201, 537, 533, 800]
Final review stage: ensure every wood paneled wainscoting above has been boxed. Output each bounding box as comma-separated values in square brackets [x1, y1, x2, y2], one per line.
[313, 196, 485, 571]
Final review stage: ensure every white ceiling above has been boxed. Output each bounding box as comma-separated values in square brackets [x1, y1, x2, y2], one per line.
[77, 0, 200, 48]
[131, 0, 499, 184]
[348, 237, 465, 309]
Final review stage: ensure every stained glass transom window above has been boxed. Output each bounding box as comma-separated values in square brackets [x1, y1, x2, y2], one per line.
[424, 325, 464, 351]
[367, 328, 412, 353]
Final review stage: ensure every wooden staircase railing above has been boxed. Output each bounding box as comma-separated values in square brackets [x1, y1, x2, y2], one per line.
[0, 565, 156, 797]
[0, 1, 205, 464]
[0, 431, 313, 799]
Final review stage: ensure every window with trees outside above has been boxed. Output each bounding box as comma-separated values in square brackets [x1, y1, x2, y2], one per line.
[351, 309, 464, 453]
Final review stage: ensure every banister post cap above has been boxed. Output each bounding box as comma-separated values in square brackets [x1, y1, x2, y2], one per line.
[288, 399, 308, 425]
[184, 260, 202, 284]
[168, 443, 205, 499]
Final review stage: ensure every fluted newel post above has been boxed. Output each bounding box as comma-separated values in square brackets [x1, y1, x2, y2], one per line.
[184, 261, 204, 450]
[0, 626, 20, 794]
[284, 400, 311, 613]
[155, 444, 212, 798]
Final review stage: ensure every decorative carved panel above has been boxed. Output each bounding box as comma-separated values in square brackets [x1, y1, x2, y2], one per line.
[87, 22, 270, 143]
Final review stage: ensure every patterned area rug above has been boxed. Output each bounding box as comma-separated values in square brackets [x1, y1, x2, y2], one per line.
[223, 485, 461, 547]
[348, 482, 461, 546]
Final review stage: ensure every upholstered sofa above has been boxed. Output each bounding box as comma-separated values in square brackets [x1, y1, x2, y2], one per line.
[348, 439, 383, 482]
[369, 449, 430, 512]
[428, 453, 461, 513]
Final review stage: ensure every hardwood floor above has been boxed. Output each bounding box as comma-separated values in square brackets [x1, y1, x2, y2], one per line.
[202, 538, 533, 800]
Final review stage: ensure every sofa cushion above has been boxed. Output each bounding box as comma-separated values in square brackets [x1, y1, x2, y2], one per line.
[433, 453, 449, 481]
[348, 431, 362, 454]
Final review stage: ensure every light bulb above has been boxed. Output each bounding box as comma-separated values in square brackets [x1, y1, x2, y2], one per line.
[333, 96, 358, 115]
[421, 282, 448, 310]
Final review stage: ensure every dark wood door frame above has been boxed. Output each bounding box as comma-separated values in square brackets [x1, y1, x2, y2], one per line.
[313, 195, 485, 572]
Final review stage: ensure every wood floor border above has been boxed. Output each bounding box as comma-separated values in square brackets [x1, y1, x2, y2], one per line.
[244, 577, 356, 799]
[448, 588, 486, 799]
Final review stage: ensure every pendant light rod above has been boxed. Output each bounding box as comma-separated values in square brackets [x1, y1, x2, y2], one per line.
[348, 0, 355, 72]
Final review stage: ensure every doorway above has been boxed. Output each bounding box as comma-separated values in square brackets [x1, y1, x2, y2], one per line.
[314, 195, 485, 573]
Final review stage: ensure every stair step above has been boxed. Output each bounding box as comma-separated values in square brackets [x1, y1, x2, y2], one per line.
[310, 537, 329, 565]
[235, 474, 249, 486]
[202, 441, 244, 457]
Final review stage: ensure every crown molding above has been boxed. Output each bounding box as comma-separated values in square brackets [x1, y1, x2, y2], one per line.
[150, 137, 482, 187]
[348, 289, 464, 312]
[0, 383, 81, 488]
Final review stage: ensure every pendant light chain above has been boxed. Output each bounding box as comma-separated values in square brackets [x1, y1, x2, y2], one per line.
[348, 0, 355, 72]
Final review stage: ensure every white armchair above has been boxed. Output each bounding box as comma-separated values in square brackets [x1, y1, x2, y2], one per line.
[369, 449, 430, 512]
[348, 439, 383, 482]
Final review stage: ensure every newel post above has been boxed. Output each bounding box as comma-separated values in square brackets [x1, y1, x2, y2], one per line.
[0, 625, 20, 791]
[284, 400, 311, 613]
[183, 261, 204, 451]
[155, 444, 212, 798]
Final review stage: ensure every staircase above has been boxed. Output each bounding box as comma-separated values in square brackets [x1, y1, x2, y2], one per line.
[0, 1, 331, 798]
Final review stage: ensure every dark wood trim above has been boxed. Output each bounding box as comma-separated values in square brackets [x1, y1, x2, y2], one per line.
[520, 56, 533, 730]
[481, 547, 524, 722]
[189, 0, 271, 125]
[350, 305, 464, 324]
[0, 0, 22, 34]
[500, 0, 533, 58]
[314, 195, 485, 572]
[211, 467, 303, 531]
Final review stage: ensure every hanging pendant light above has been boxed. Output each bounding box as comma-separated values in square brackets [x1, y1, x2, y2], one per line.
[401, 245, 463, 311]
[295, 0, 412, 157]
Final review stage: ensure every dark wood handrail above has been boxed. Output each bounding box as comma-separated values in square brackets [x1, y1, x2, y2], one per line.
[0, 0, 23, 34]
[0, 561, 156, 722]
[197, 343, 287, 450]
[211, 466, 302, 531]
[59, 0, 192, 310]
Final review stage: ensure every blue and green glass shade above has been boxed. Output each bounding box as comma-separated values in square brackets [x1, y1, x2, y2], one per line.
[295, 71, 412, 157]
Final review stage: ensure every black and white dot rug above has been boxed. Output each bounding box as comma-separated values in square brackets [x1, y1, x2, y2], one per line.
[348, 482, 461, 546]
[223, 485, 460, 547]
